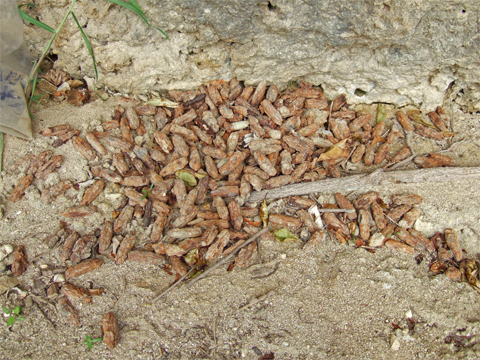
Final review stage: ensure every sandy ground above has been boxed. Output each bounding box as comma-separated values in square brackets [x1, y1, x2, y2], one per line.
[0, 94, 479, 360]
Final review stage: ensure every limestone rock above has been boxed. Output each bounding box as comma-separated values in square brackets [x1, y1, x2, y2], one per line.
[23, 0, 480, 110]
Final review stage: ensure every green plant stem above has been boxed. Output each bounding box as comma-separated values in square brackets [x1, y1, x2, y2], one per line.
[25, 0, 78, 100]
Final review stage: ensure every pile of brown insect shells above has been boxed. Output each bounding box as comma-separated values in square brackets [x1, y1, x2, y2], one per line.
[7, 79, 479, 331]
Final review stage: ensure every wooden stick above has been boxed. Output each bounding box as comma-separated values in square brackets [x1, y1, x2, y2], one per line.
[317, 208, 356, 214]
[247, 167, 480, 202]
[188, 227, 270, 287]
[152, 266, 195, 302]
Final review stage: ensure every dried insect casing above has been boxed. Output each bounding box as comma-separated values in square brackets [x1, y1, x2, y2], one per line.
[126, 107, 140, 129]
[70, 234, 97, 264]
[121, 175, 149, 187]
[202, 111, 220, 133]
[394, 227, 423, 251]
[390, 146, 411, 164]
[124, 188, 148, 207]
[128, 251, 164, 265]
[159, 157, 189, 177]
[80, 180, 105, 206]
[396, 111, 415, 133]
[254, 153, 277, 177]
[358, 208, 373, 241]
[153, 131, 174, 153]
[133, 146, 156, 170]
[91, 167, 123, 183]
[348, 114, 372, 132]
[269, 213, 303, 231]
[436, 106, 450, 129]
[205, 229, 231, 261]
[373, 143, 390, 165]
[41, 179, 71, 203]
[40, 124, 71, 137]
[35, 155, 63, 179]
[168, 227, 203, 239]
[113, 205, 134, 233]
[408, 228, 435, 253]
[101, 312, 119, 349]
[291, 162, 309, 182]
[331, 94, 347, 111]
[265, 175, 293, 189]
[151, 213, 168, 242]
[353, 191, 379, 209]
[444, 228, 463, 262]
[193, 175, 209, 204]
[415, 124, 444, 141]
[61, 232, 80, 262]
[170, 256, 188, 276]
[428, 153, 456, 166]
[261, 99, 283, 125]
[171, 134, 190, 157]
[210, 186, 240, 198]
[219, 150, 248, 176]
[120, 116, 134, 143]
[212, 196, 229, 220]
[384, 240, 415, 254]
[61, 206, 96, 218]
[228, 199, 243, 230]
[173, 109, 197, 126]
[334, 193, 357, 221]
[170, 124, 199, 142]
[204, 155, 220, 179]
[65, 259, 103, 279]
[387, 205, 412, 222]
[99, 221, 113, 253]
[249, 139, 282, 155]
[52, 129, 80, 148]
[105, 136, 133, 152]
[371, 202, 386, 230]
[116, 234, 136, 265]
[85, 132, 107, 155]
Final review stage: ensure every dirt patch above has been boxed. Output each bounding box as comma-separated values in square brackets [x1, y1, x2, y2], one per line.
[0, 94, 479, 359]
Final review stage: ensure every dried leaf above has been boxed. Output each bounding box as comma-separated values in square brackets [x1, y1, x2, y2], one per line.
[318, 139, 349, 161]
[377, 103, 386, 123]
[273, 228, 301, 242]
[406, 110, 436, 129]
[176, 170, 197, 187]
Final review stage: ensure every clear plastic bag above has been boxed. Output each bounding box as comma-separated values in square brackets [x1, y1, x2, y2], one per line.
[0, 0, 34, 140]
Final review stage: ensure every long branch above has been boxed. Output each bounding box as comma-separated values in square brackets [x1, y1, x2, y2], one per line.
[246, 166, 480, 202]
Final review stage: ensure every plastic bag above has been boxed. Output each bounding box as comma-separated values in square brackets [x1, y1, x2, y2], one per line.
[0, 0, 34, 140]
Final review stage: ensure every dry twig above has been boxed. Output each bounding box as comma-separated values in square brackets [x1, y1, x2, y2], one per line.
[188, 227, 270, 287]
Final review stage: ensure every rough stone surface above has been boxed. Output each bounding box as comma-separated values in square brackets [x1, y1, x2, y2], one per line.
[23, 0, 480, 110]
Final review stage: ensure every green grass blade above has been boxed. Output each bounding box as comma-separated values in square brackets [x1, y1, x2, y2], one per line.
[18, 6, 55, 33]
[91, 337, 103, 343]
[71, 12, 98, 82]
[7, 316, 16, 326]
[13, 306, 21, 315]
[106, 0, 168, 39]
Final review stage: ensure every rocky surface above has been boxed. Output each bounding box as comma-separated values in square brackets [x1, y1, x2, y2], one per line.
[22, 0, 480, 111]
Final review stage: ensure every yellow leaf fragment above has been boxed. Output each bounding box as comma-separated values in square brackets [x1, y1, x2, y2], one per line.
[176, 170, 197, 187]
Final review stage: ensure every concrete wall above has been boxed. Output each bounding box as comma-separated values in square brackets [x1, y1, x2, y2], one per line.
[22, 0, 480, 111]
